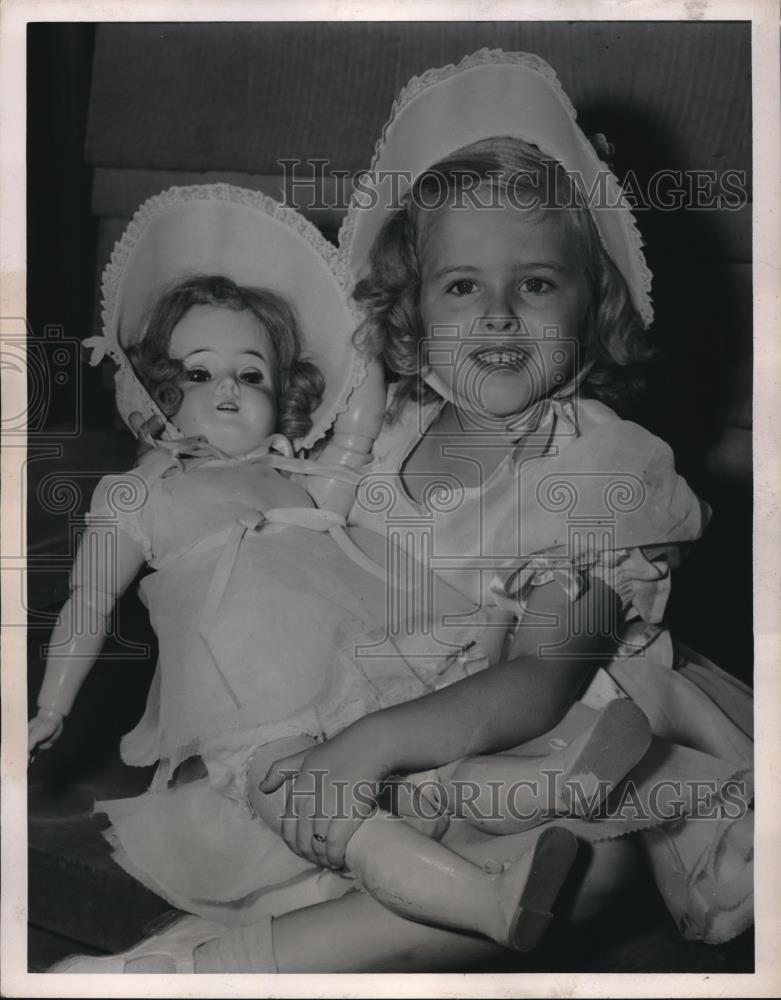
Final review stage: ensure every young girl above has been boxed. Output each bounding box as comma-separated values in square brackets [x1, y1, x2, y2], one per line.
[33, 185, 654, 973]
[100, 50, 752, 974]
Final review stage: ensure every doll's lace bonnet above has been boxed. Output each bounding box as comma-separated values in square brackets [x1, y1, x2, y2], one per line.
[89, 185, 367, 451]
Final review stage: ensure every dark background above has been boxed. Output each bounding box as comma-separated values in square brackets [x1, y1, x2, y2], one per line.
[26, 21, 753, 971]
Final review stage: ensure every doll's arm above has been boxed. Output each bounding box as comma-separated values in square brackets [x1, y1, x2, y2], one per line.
[28, 519, 145, 759]
[306, 359, 385, 515]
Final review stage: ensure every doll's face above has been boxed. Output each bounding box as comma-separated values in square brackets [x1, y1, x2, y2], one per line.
[169, 304, 278, 456]
[418, 192, 590, 420]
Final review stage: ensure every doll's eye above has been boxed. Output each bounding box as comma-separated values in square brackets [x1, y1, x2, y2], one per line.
[446, 278, 479, 297]
[520, 277, 554, 295]
[185, 367, 211, 383]
[239, 369, 264, 385]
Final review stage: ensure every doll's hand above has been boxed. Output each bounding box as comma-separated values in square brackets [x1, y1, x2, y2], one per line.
[260, 720, 390, 870]
[28, 708, 65, 762]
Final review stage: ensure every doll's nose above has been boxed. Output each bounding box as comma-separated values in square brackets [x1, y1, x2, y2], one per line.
[215, 374, 240, 397]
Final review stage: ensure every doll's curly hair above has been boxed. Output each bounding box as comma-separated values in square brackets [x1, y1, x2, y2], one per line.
[353, 137, 655, 422]
[127, 275, 324, 441]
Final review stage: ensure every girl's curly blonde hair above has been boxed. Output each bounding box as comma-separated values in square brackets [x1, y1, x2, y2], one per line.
[353, 137, 654, 422]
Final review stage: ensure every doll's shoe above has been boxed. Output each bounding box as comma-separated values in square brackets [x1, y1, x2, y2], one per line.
[48, 914, 228, 973]
[557, 698, 652, 817]
[498, 826, 579, 952]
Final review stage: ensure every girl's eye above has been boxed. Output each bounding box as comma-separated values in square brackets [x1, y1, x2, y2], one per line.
[446, 278, 479, 297]
[185, 367, 211, 383]
[239, 370, 264, 385]
[520, 277, 554, 295]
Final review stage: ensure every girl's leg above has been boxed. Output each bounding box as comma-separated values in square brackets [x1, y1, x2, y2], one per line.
[431, 698, 652, 834]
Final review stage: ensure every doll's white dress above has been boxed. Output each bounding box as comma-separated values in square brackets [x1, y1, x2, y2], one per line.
[88, 447, 506, 924]
[347, 391, 754, 945]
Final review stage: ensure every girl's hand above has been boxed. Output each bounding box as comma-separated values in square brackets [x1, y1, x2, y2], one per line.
[260, 720, 391, 870]
[28, 708, 65, 762]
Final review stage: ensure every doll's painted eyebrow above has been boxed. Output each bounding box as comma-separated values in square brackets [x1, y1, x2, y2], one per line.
[182, 348, 268, 362]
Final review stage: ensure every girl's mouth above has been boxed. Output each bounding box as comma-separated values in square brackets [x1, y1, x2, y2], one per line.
[468, 345, 530, 373]
[216, 402, 239, 412]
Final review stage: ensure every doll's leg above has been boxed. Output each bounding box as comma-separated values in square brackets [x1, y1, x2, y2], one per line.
[197, 830, 639, 973]
[51, 833, 638, 973]
[431, 698, 652, 834]
[245, 737, 576, 949]
[343, 810, 577, 950]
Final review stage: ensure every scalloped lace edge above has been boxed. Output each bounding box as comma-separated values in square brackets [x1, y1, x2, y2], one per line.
[97, 183, 370, 451]
[337, 48, 654, 328]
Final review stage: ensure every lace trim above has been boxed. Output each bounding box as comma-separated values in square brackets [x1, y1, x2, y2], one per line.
[93, 183, 369, 451]
[338, 48, 654, 328]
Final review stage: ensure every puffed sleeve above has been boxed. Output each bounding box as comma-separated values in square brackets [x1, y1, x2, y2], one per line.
[489, 419, 710, 639]
[84, 468, 155, 563]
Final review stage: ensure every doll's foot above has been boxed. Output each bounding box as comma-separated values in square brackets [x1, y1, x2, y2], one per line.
[557, 699, 652, 817]
[495, 826, 579, 951]
[48, 914, 228, 973]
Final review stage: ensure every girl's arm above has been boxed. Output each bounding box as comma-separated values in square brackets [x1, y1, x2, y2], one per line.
[28, 518, 146, 758]
[262, 574, 622, 867]
[370, 573, 621, 771]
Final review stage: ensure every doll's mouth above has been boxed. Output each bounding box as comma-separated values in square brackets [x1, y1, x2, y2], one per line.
[468, 346, 530, 373]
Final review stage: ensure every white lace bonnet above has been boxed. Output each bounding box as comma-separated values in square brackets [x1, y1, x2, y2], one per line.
[89, 184, 367, 451]
[341, 49, 653, 327]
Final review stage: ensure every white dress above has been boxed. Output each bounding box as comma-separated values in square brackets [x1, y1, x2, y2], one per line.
[88, 447, 505, 924]
[347, 392, 753, 944]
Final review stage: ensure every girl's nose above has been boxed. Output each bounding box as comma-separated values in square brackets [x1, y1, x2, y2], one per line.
[479, 289, 521, 335]
[480, 312, 521, 335]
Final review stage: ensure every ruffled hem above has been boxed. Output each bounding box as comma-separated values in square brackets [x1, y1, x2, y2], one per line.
[96, 778, 329, 905]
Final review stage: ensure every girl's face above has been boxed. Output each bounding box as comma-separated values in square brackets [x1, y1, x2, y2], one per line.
[418, 192, 590, 421]
[169, 304, 278, 456]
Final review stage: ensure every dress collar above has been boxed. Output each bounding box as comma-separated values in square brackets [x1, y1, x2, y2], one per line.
[417, 393, 581, 455]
